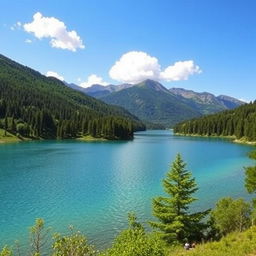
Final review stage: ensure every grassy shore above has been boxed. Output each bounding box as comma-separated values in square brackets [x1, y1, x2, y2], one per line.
[174, 132, 256, 146]
[0, 129, 21, 143]
[0, 129, 33, 144]
[76, 135, 109, 142]
[169, 226, 256, 256]
[0, 130, 115, 144]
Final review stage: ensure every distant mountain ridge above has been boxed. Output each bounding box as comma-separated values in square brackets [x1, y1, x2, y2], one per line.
[66, 80, 245, 128]
[66, 82, 133, 98]
[169, 88, 244, 115]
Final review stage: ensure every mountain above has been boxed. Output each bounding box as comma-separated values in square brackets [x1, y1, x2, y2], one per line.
[216, 95, 245, 109]
[73, 81, 244, 128]
[174, 101, 256, 142]
[169, 88, 244, 115]
[101, 79, 201, 128]
[0, 54, 145, 140]
[66, 82, 133, 98]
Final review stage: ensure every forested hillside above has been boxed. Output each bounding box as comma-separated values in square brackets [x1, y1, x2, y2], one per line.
[174, 102, 256, 142]
[101, 79, 201, 128]
[0, 54, 145, 140]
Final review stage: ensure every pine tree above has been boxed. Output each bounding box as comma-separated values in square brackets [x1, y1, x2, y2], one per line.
[150, 154, 209, 244]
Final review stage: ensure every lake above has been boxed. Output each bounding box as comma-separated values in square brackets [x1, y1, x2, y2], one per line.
[0, 130, 254, 249]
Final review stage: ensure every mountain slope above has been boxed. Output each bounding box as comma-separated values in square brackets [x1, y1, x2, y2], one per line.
[0, 54, 145, 140]
[101, 80, 201, 127]
[174, 101, 256, 142]
[66, 82, 133, 98]
[78, 81, 244, 128]
[217, 95, 244, 109]
[169, 88, 244, 115]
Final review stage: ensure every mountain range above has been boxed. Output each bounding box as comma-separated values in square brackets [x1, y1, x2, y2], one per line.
[67, 80, 244, 128]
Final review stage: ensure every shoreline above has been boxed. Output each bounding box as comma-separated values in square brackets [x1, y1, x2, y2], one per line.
[174, 133, 256, 146]
[76, 135, 109, 142]
[0, 134, 117, 144]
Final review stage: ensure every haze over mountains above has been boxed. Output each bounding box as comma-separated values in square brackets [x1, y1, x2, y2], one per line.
[66, 80, 245, 128]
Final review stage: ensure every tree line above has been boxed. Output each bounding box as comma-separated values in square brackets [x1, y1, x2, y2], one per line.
[1, 151, 255, 255]
[173, 101, 256, 142]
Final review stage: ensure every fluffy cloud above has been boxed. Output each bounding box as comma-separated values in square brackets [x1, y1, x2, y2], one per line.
[160, 60, 201, 81]
[46, 71, 64, 81]
[80, 74, 108, 88]
[109, 51, 161, 84]
[23, 12, 84, 51]
[109, 51, 201, 84]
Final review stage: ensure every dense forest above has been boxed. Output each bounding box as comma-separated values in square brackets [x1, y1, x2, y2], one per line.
[0, 54, 145, 140]
[174, 101, 256, 142]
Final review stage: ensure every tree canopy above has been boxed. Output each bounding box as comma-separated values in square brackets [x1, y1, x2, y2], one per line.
[174, 102, 256, 142]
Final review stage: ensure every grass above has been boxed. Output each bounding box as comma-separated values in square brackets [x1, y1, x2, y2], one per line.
[169, 226, 256, 256]
[0, 129, 21, 143]
[76, 135, 108, 142]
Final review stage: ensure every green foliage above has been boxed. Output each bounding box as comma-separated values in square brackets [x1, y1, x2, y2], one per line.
[100, 213, 167, 256]
[0, 246, 12, 256]
[170, 226, 256, 256]
[150, 154, 209, 244]
[245, 150, 256, 194]
[248, 150, 256, 160]
[0, 54, 145, 141]
[30, 218, 50, 256]
[174, 101, 256, 142]
[211, 197, 251, 235]
[52, 226, 96, 256]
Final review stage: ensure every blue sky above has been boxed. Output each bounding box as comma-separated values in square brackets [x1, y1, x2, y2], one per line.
[0, 0, 255, 101]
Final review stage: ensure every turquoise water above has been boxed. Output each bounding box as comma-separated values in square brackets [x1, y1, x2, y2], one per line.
[0, 130, 254, 249]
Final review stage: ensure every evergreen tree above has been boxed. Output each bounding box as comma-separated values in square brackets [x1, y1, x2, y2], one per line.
[150, 154, 209, 244]
[174, 102, 256, 142]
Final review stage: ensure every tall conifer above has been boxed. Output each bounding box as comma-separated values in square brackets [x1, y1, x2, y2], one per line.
[150, 154, 209, 244]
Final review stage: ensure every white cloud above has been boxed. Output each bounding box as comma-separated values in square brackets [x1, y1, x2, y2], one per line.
[109, 51, 161, 84]
[25, 39, 32, 43]
[160, 60, 201, 81]
[23, 12, 84, 51]
[80, 74, 108, 88]
[109, 51, 201, 84]
[46, 71, 64, 81]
